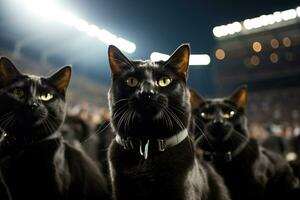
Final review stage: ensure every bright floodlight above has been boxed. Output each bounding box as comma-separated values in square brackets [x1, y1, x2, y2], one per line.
[213, 6, 300, 38]
[297, 7, 300, 17]
[20, 0, 136, 53]
[150, 52, 210, 66]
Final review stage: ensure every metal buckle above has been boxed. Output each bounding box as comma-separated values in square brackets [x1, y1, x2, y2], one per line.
[158, 139, 166, 151]
[225, 151, 232, 162]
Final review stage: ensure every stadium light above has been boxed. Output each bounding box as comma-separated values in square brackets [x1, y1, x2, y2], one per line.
[213, 6, 300, 38]
[150, 52, 211, 66]
[18, 0, 136, 53]
[297, 7, 300, 17]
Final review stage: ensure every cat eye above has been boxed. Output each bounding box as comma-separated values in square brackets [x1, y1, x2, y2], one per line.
[10, 88, 25, 99]
[157, 76, 172, 87]
[126, 77, 139, 87]
[200, 112, 214, 120]
[38, 93, 53, 101]
[223, 110, 235, 119]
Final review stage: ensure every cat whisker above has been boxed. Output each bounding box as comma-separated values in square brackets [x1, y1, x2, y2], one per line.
[125, 110, 134, 134]
[92, 106, 128, 137]
[0, 113, 15, 131]
[165, 107, 185, 131]
[162, 108, 173, 131]
[116, 109, 130, 133]
[230, 131, 257, 154]
[169, 105, 187, 116]
[0, 111, 14, 121]
[112, 105, 127, 119]
[193, 122, 215, 151]
[94, 121, 112, 136]
[113, 98, 129, 105]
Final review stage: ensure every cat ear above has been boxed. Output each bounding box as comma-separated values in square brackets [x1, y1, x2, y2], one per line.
[165, 44, 190, 80]
[229, 85, 248, 110]
[189, 88, 205, 111]
[0, 57, 22, 82]
[108, 45, 132, 77]
[47, 66, 72, 94]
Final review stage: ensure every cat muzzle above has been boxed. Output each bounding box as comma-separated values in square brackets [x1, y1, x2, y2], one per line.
[206, 122, 233, 142]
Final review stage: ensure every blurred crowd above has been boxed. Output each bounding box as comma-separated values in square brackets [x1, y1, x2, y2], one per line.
[63, 86, 300, 178]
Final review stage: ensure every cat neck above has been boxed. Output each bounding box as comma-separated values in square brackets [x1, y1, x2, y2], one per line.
[115, 128, 189, 159]
[201, 136, 251, 163]
[0, 128, 60, 157]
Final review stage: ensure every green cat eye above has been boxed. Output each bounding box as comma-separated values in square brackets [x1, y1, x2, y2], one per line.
[10, 88, 25, 99]
[158, 76, 172, 87]
[126, 77, 138, 87]
[38, 93, 53, 101]
[223, 110, 235, 119]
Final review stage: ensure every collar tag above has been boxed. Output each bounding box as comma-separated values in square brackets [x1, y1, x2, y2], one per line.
[0, 128, 7, 143]
[139, 140, 150, 159]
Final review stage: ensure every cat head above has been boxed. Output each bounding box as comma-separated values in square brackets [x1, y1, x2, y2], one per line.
[190, 86, 248, 152]
[0, 57, 71, 141]
[108, 44, 191, 139]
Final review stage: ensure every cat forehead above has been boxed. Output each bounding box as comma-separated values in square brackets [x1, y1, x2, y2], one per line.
[132, 60, 163, 68]
[27, 74, 42, 81]
[8, 74, 44, 88]
[202, 98, 233, 108]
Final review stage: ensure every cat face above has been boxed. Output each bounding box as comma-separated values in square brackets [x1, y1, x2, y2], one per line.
[0, 57, 71, 140]
[108, 44, 191, 139]
[190, 86, 248, 151]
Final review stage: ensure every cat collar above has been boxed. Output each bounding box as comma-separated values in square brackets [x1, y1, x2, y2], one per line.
[202, 138, 249, 162]
[115, 129, 188, 159]
[0, 127, 60, 157]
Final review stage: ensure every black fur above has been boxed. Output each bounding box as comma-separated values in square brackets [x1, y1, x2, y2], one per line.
[0, 57, 110, 200]
[107, 44, 230, 200]
[190, 86, 300, 200]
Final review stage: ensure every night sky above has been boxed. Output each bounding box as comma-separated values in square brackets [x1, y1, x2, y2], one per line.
[62, 0, 299, 57]
[0, 0, 299, 95]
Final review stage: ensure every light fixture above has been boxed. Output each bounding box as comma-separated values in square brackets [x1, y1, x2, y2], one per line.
[19, 0, 136, 53]
[213, 6, 300, 38]
[270, 53, 279, 63]
[252, 42, 262, 53]
[150, 52, 211, 66]
[215, 49, 225, 60]
[250, 55, 260, 66]
[282, 37, 292, 47]
[270, 39, 279, 49]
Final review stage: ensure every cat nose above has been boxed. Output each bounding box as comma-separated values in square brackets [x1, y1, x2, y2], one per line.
[29, 102, 38, 110]
[138, 90, 155, 100]
[213, 117, 224, 124]
[138, 82, 155, 99]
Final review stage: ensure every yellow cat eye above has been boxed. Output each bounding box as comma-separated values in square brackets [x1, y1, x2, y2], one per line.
[158, 76, 172, 87]
[126, 77, 138, 87]
[38, 93, 53, 101]
[11, 88, 25, 99]
[223, 110, 235, 119]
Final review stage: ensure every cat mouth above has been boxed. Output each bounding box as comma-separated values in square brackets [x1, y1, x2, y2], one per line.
[17, 111, 48, 127]
[206, 123, 233, 142]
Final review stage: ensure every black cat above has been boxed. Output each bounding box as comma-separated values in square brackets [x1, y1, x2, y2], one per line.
[107, 44, 230, 200]
[0, 57, 110, 200]
[190, 86, 299, 200]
